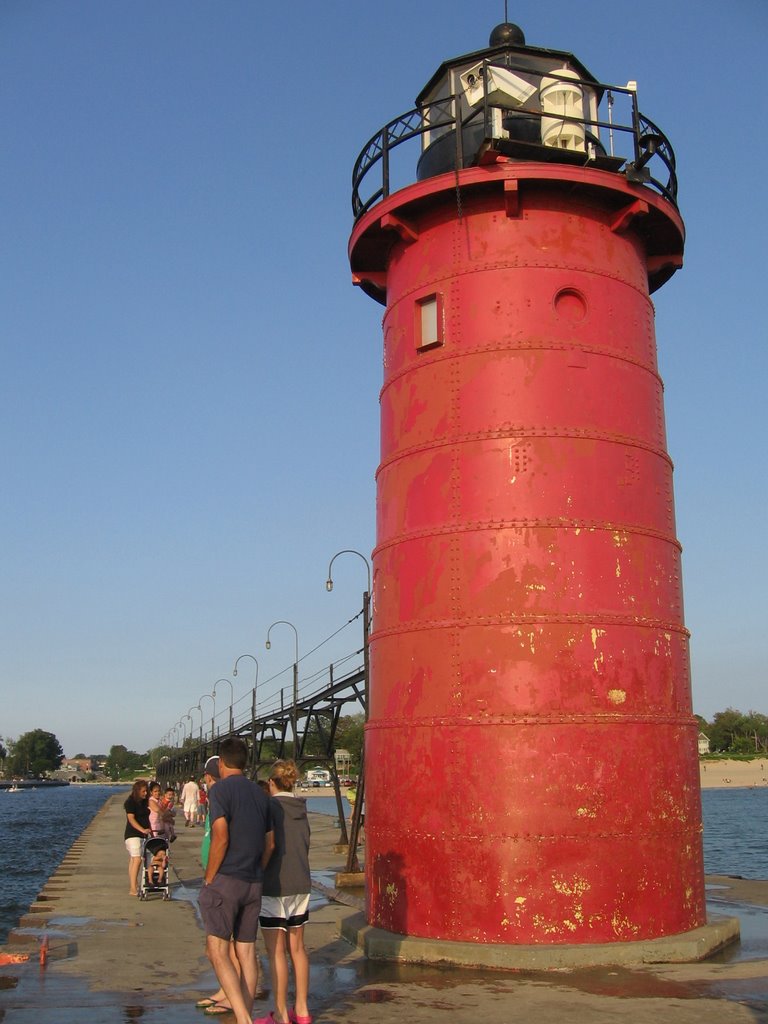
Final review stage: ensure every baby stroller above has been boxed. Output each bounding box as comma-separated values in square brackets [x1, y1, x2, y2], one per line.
[139, 832, 172, 900]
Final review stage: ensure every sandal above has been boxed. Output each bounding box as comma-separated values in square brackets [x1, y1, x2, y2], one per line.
[253, 1015, 290, 1024]
[289, 1010, 313, 1024]
[203, 1003, 233, 1016]
[195, 998, 218, 1008]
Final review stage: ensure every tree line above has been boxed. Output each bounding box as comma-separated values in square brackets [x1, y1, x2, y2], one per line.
[1, 713, 366, 780]
[0, 729, 65, 777]
[697, 709, 768, 754]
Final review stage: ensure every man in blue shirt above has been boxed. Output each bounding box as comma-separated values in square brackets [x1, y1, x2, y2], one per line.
[199, 737, 274, 1024]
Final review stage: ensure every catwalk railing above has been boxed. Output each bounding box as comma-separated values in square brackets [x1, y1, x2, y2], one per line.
[156, 652, 367, 868]
[352, 66, 677, 218]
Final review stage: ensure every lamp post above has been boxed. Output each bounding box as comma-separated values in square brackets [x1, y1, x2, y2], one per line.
[212, 678, 234, 735]
[326, 549, 372, 872]
[265, 621, 299, 756]
[181, 714, 193, 754]
[326, 549, 371, 719]
[187, 705, 202, 745]
[199, 693, 215, 742]
[233, 655, 259, 751]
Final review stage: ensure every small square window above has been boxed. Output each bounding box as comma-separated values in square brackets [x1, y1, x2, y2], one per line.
[416, 294, 443, 350]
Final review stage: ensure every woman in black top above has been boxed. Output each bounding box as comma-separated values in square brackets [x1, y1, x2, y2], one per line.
[124, 779, 151, 895]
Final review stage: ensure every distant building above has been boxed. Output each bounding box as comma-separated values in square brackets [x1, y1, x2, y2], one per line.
[51, 757, 93, 781]
[698, 732, 711, 755]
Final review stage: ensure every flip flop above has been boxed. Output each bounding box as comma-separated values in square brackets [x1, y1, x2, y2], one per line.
[203, 1003, 233, 1016]
[289, 1010, 313, 1024]
[195, 997, 218, 1008]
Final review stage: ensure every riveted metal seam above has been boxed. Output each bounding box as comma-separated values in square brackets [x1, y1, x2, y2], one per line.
[367, 712, 695, 728]
[375, 427, 675, 477]
[369, 826, 703, 843]
[385, 258, 656, 309]
[371, 613, 690, 639]
[380, 337, 663, 399]
[372, 517, 682, 556]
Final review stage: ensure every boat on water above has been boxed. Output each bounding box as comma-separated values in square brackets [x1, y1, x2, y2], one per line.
[0, 779, 69, 791]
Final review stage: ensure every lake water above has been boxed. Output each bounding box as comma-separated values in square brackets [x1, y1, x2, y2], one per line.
[0, 784, 119, 945]
[700, 785, 768, 877]
[0, 784, 765, 946]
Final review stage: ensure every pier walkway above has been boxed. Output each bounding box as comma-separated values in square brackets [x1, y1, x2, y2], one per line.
[2, 794, 768, 1023]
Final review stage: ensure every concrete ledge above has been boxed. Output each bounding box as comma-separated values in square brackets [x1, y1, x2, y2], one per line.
[340, 912, 741, 969]
[335, 871, 365, 888]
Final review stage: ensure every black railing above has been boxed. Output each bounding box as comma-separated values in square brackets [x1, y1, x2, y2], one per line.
[352, 67, 678, 218]
[156, 656, 366, 785]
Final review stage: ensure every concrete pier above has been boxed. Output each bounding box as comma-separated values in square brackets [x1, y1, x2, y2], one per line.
[1, 794, 768, 1023]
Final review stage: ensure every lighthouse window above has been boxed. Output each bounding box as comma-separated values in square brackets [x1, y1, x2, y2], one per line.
[416, 294, 442, 350]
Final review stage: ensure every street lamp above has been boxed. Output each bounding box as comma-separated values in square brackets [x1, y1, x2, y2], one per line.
[326, 549, 372, 719]
[326, 548, 372, 873]
[213, 678, 234, 734]
[187, 705, 202, 744]
[199, 693, 215, 741]
[266, 621, 299, 754]
[181, 714, 193, 744]
[233, 654, 259, 730]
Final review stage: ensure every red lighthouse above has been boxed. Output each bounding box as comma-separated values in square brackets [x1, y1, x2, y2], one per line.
[350, 23, 727, 958]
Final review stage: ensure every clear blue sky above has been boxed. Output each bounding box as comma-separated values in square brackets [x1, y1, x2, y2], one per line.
[1, 0, 765, 757]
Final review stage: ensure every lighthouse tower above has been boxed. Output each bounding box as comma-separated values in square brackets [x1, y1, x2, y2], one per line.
[349, 24, 733, 960]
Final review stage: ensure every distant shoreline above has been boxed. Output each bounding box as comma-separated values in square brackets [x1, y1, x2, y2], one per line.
[699, 756, 768, 789]
[13, 764, 761, 794]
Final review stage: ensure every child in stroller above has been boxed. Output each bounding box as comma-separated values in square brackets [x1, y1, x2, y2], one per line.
[139, 833, 171, 900]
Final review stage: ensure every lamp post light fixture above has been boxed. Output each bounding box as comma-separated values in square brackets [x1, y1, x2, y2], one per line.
[326, 549, 372, 719]
[199, 693, 216, 742]
[187, 705, 202, 746]
[181, 714, 193, 744]
[265, 621, 300, 755]
[233, 655, 259, 741]
[195, 705, 206, 745]
[212, 678, 234, 735]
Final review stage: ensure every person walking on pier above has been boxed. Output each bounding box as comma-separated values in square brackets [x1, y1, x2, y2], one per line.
[199, 738, 274, 1024]
[181, 774, 199, 827]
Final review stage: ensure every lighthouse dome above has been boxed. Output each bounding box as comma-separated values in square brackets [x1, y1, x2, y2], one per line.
[489, 22, 525, 46]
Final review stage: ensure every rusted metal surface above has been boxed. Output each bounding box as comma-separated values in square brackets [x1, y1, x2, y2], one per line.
[353, 163, 704, 944]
